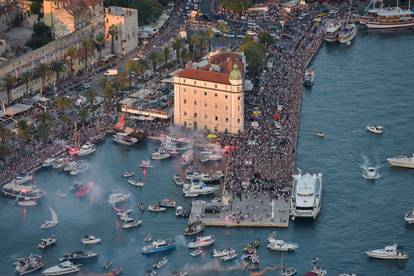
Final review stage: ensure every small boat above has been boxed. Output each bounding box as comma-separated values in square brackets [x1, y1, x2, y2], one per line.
[175, 206, 190, 218]
[138, 202, 145, 211]
[81, 235, 101, 244]
[366, 125, 383, 134]
[303, 68, 314, 88]
[339, 273, 356, 276]
[306, 265, 327, 276]
[17, 199, 37, 207]
[172, 272, 188, 276]
[173, 174, 185, 186]
[111, 267, 123, 276]
[63, 161, 77, 172]
[75, 182, 94, 198]
[56, 191, 67, 198]
[152, 257, 168, 269]
[366, 244, 408, 260]
[187, 235, 215, 248]
[313, 129, 325, 138]
[14, 173, 33, 185]
[387, 154, 414, 169]
[311, 257, 319, 264]
[42, 261, 81, 275]
[139, 160, 153, 168]
[152, 150, 170, 160]
[159, 199, 176, 208]
[190, 248, 202, 257]
[148, 204, 167, 212]
[70, 182, 83, 192]
[78, 142, 96, 157]
[41, 207, 58, 229]
[59, 250, 98, 263]
[361, 165, 380, 180]
[141, 239, 176, 254]
[267, 239, 299, 252]
[52, 158, 69, 169]
[145, 270, 157, 276]
[121, 218, 142, 229]
[122, 171, 135, 178]
[180, 150, 194, 166]
[212, 248, 236, 258]
[102, 261, 112, 270]
[42, 158, 55, 168]
[184, 221, 205, 236]
[69, 161, 92, 176]
[144, 233, 153, 242]
[128, 179, 144, 187]
[338, 23, 357, 44]
[108, 192, 131, 204]
[281, 267, 297, 276]
[405, 210, 414, 224]
[221, 251, 237, 262]
[200, 152, 222, 163]
[38, 236, 57, 249]
[15, 254, 44, 275]
[112, 132, 138, 146]
[243, 239, 260, 252]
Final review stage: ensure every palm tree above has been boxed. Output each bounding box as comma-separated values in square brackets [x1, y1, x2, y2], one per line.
[3, 73, 17, 103]
[16, 120, 30, 143]
[50, 61, 65, 86]
[206, 28, 215, 51]
[81, 38, 94, 71]
[84, 89, 96, 108]
[20, 71, 32, 95]
[98, 78, 108, 93]
[66, 47, 77, 77]
[180, 48, 191, 66]
[78, 107, 89, 125]
[218, 21, 229, 48]
[0, 125, 10, 143]
[108, 25, 118, 54]
[125, 59, 139, 89]
[95, 32, 105, 59]
[55, 96, 71, 113]
[171, 37, 182, 65]
[36, 119, 51, 142]
[147, 52, 161, 78]
[102, 84, 114, 102]
[163, 46, 171, 67]
[116, 72, 128, 91]
[190, 34, 202, 58]
[36, 63, 51, 95]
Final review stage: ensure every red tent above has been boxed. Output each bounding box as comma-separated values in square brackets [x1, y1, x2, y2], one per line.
[274, 113, 281, 121]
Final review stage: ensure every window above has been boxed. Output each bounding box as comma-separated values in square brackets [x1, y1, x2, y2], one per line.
[215, 116, 218, 121]
[237, 118, 240, 123]
[183, 79, 186, 83]
[225, 105, 228, 111]
[238, 96, 240, 100]
[194, 100, 197, 106]
[204, 125, 208, 130]
[194, 112, 197, 118]
[204, 114, 208, 119]
[183, 88, 186, 92]
[225, 118, 229, 123]
[204, 92, 207, 96]
[184, 122, 187, 127]
[204, 102, 207, 107]
[215, 93, 217, 97]
[215, 84, 217, 88]
[215, 103, 218, 108]
[184, 99, 187, 104]
[184, 111, 187, 116]
[225, 95, 228, 99]
[194, 81, 197, 85]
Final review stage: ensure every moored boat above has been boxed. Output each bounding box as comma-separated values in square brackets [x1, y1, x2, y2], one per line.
[58, 250, 98, 263]
[187, 234, 215, 248]
[15, 254, 44, 275]
[81, 235, 101, 244]
[77, 142, 96, 157]
[180, 150, 193, 166]
[159, 199, 176, 208]
[359, 6, 414, 29]
[141, 239, 176, 254]
[173, 174, 185, 186]
[42, 261, 81, 275]
[303, 68, 314, 88]
[112, 132, 138, 146]
[366, 244, 408, 260]
[38, 236, 57, 249]
[338, 23, 357, 44]
[324, 21, 341, 42]
[405, 210, 414, 224]
[184, 220, 205, 236]
[17, 199, 38, 207]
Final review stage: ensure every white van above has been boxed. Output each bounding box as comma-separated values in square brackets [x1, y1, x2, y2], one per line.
[104, 69, 118, 76]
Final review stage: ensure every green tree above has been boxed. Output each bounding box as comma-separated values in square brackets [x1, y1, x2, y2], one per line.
[147, 52, 162, 77]
[125, 59, 139, 88]
[36, 120, 51, 142]
[84, 89, 97, 108]
[206, 28, 215, 51]
[66, 47, 77, 77]
[108, 25, 119, 54]
[239, 40, 266, 77]
[221, 0, 252, 13]
[55, 96, 71, 113]
[190, 34, 202, 58]
[50, 61, 65, 85]
[35, 63, 51, 95]
[16, 120, 30, 143]
[258, 32, 276, 47]
[0, 143, 11, 160]
[102, 84, 114, 102]
[116, 72, 128, 91]
[171, 37, 182, 65]
[81, 38, 94, 71]
[218, 21, 229, 47]
[180, 48, 191, 65]
[0, 125, 10, 143]
[163, 46, 171, 67]
[95, 32, 105, 59]
[21, 71, 33, 95]
[3, 73, 17, 103]
[78, 107, 89, 125]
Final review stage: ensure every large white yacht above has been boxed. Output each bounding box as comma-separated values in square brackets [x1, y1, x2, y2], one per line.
[78, 142, 96, 157]
[290, 171, 323, 220]
[387, 154, 414, 169]
[366, 244, 408, 260]
[42, 261, 81, 275]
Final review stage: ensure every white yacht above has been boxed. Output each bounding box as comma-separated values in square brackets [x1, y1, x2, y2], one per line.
[42, 261, 81, 275]
[338, 23, 357, 44]
[81, 235, 101, 244]
[366, 244, 408, 260]
[69, 161, 91, 176]
[78, 142, 96, 157]
[182, 179, 218, 195]
[387, 154, 414, 169]
[181, 150, 194, 166]
[152, 150, 170, 160]
[367, 125, 383, 134]
[41, 207, 59, 229]
[187, 235, 215, 249]
[290, 171, 322, 220]
[361, 165, 380, 180]
[404, 210, 414, 224]
[267, 239, 299, 252]
[173, 174, 185, 186]
[112, 133, 138, 146]
[128, 179, 144, 187]
[42, 158, 55, 167]
[324, 21, 341, 42]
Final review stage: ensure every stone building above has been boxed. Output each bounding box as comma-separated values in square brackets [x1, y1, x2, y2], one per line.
[173, 52, 245, 134]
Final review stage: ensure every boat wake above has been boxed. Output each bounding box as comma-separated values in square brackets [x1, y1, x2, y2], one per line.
[360, 155, 382, 180]
[182, 259, 243, 275]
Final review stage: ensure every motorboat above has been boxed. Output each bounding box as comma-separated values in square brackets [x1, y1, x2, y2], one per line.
[303, 68, 314, 88]
[152, 257, 168, 269]
[81, 235, 101, 244]
[366, 244, 408, 260]
[14, 173, 33, 185]
[41, 207, 59, 229]
[338, 23, 357, 44]
[17, 199, 38, 207]
[141, 239, 176, 254]
[202, 171, 225, 183]
[339, 273, 356, 276]
[200, 152, 222, 163]
[42, 261, 81, 275]
[148, 204, 167, 212]
[69, 161, 91, 176]
[122, 170, 135, 178]
[59, 250, 98, 263]
[367, 125, 383, 134]
[243, 239, 260, 252]
[152, 150, 170, 160]
[313, 129, 325, 138]
[70, 182, 83, 192]
[111, 267, 123, 276]
[180, 150, 194, 166]
[359, 6, 414, 29]
[311, 257, 320, 264]
[212, 248, 236, 258]
[63, 161, 78, 172]
[75, 182, 94, 198]
[108, 192, 131, 204]
[121, 218, 142, 229]
[138, 202, 145, 211]
[78, 142, 96, 157]
[42, 158, 55, 168]
[172, 272, 188, 276]
[281, 267, 298, 276]
[144, 233, 153, 242]
[52, 158, 69, 169]
[267, 239, 299, 252]
[159, 199, 176, 208]
[139, 160, 153, 168]
[2, 182, 45, 200]
[387, 154, 414, 169]
[175, 206, 190, 218]
[221, 251, 237, 262]
[128, 179, 144, 187]
[112, 132, 138, 146]
[173, 174, 185, 186]
[182, 179, 219, 195]
[404, 210, 414, 224]
[305, 265, 327, 276]
[291, 171, 323, 220]
[187, 235, 215, 248]
[183, 192, 199, 198]
[361, 165, 380, 180]
[102, 261, 112, 270]
[56, 191, 67, 198]
[185, 171, 208, 181]
[184, 220, 205, 236]
[324, 21, 341, 42]
[15, 254, 44, 275]
[38, 236, 57, 249]
[190, 248, 202, 257]
[145, 270, 157, 276]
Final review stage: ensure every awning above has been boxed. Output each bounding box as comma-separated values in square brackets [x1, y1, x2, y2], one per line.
[0, 103, 32, 117]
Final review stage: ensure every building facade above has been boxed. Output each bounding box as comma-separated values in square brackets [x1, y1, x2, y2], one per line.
[43, 0, 104, 38]
[104, 6, 138, 56]
[0, 3, 20, 34]
[173, 52, 245, 134]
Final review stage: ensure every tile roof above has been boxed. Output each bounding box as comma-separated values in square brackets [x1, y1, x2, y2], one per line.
[176, 68, 231, 85]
